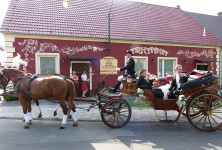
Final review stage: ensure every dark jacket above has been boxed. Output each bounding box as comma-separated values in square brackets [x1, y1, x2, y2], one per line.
[137, 76, 153, 90]
[169, 73, 189, 91]
[169, 74, 181, 91]
[120, 57, 136, 76]
[137, 76, 163, 99]
[168, 74, 183, 98]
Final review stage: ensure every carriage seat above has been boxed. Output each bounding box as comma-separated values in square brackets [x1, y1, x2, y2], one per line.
[181, 73, 217, 90]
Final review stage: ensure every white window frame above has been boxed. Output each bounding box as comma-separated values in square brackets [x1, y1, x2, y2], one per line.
[157, 57, 178, 79]
[125, 56, 148, 74]
[69, 61, 92, 90]
[35, 53, 60, 74]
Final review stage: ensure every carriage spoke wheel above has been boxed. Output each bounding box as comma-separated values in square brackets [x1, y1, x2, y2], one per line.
[186, 92, 222, 132]
[101, 99, 131, 128]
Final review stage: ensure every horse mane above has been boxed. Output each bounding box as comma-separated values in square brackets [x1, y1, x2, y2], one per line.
[4, 68, 24, 73]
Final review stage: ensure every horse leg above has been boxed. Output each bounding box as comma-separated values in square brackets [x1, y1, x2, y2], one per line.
[70, 103, 78, 126]
[59, 101, 68, 129]
[19, 98, 30, 129]
[27, 101, 33, 125]
[35, 100, 42, 118]
[53, 104, 60, 117]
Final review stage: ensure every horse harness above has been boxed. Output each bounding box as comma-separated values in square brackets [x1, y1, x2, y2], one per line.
[14, 74, 39, 101]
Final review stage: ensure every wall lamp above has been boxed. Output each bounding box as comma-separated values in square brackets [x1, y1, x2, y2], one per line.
[151, 58, 155, 63]
[61, 58, 65, 64]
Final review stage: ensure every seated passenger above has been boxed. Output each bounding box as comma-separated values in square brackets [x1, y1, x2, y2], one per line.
[137, 69, 153, 90]
[167, 64, 183, 99]
[137, 69, 163, 99]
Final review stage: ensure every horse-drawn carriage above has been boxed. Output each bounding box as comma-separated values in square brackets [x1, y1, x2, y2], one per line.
[74, 71, 222, 132]
[0, 68, 222, 131]
[118, 72, 222, 132]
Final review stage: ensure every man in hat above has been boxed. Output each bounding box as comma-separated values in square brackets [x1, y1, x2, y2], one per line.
[111, 50, 136, 93]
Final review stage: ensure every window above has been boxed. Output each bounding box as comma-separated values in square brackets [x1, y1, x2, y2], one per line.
[35, 53, 60, 75]
[158, 57, 177, 78]
[125, 56, 148, 74]
[196, 63, 208, 71]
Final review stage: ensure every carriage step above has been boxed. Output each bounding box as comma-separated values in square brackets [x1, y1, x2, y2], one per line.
[74, 97, 97, 103]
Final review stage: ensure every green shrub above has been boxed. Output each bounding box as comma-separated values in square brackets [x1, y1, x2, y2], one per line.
[127, 97, 151, 108]
[3, 95, 19, 101]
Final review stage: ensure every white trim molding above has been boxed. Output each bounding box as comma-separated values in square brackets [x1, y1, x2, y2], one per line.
[35, 53, 60, 74]
[157, 57, 178, 78]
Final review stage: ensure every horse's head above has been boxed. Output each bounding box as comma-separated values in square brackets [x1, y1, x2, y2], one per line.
[0, 68, 9, 90]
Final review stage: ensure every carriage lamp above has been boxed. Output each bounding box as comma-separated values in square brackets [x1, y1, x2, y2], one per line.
[151, 59, 155, 63]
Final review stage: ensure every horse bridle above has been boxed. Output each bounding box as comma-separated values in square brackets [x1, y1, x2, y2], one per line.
[0, 70, 9, 90]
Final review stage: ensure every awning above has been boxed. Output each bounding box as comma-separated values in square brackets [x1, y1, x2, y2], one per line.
[194, 59, 214, 63]
[68, 56, 98, 61]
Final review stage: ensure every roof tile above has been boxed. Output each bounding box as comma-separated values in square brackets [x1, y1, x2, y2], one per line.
[1, 0, 222, 46]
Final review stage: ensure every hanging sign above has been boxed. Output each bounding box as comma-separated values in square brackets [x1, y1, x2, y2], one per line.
[100, 56, 118, 74]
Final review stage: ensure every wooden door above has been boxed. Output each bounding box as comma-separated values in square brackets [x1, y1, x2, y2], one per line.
[71, 62, 90, 97]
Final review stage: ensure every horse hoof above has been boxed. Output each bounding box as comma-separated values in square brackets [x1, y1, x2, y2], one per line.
[24, 123, 30, 129]
[37, 113, 42, 118]
[53, 111, 57, 117]
[59, 124, 65, 129]
[29, 120, 32, 125]
[73, 122, 78, 127]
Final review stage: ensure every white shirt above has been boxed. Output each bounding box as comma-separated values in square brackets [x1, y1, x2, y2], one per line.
[81, 73, 87, 81]
[175, 73, 180, 89]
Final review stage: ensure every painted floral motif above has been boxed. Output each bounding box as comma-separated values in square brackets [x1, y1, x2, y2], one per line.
[18, 39, 105, 69]
[177, 49, 215, 72]
[176, 49, 215, 59]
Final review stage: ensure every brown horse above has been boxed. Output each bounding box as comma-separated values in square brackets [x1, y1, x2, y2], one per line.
[0, 67, 77, 129]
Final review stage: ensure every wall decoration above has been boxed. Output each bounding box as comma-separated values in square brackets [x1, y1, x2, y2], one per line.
[177, 49, 215, 72]
[130, 47, 169, 56]
[176, 49, 216, 59]
[18, 39, 105, 70]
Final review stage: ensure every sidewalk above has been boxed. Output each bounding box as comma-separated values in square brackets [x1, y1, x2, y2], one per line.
[0, 98, 188, 123]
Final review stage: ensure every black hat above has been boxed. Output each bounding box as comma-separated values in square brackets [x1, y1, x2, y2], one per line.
[126, 50, 133, 55]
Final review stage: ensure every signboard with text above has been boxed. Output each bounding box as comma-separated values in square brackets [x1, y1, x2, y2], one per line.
[100, 56, 118, 74]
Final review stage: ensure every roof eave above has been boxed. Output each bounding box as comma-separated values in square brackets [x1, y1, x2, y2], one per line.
[1, 31, 222, 48]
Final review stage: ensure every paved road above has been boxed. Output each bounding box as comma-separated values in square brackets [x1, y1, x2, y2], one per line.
[0, 119, 221, 150]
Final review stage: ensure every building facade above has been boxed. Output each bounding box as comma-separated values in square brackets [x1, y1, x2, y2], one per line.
[1, 0, 222, 95]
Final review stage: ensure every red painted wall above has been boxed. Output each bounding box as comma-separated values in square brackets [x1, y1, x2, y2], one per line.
[13, 38, 217, 93]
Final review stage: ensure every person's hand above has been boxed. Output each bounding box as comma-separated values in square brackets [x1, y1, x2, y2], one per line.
[167, 90, 170, 95]
[116, 68, 120, 71]
[147, 72, 151, 78]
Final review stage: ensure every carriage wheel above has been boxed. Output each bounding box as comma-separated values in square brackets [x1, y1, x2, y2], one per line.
[101, 99, 131, 128]
[186, 92, 222, 132]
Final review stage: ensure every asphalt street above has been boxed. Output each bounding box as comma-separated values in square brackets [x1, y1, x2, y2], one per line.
[0, 119, 221, 150]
